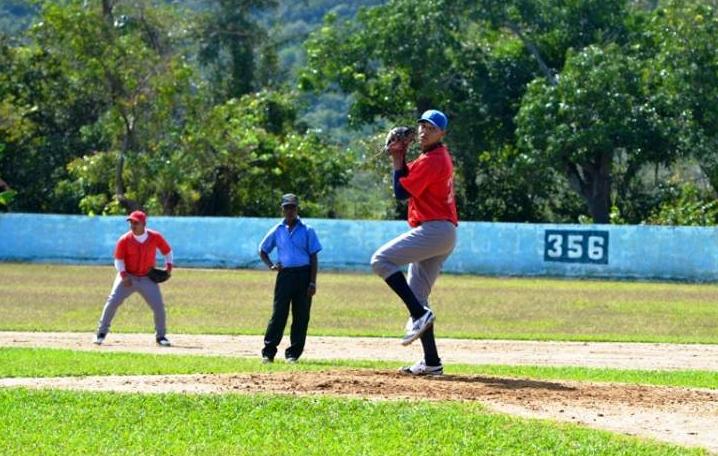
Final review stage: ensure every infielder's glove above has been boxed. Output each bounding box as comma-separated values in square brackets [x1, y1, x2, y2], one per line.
[147, 267, 171, 283]
[384, 126, 416, 154]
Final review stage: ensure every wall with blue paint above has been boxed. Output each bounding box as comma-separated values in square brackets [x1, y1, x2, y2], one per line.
[1, 213, 717, 281]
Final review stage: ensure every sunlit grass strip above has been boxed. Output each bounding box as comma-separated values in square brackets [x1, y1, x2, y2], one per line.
[1, 348, 716, 390]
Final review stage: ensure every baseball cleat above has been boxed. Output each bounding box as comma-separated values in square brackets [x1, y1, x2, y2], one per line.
[399, 360, 443, 376]
[262, 356, 274, 364]
[401, 308, 434, 346]
[93, 333, 106, 345]
[286, 357, 298, 364]
[156, 337, 171, 347]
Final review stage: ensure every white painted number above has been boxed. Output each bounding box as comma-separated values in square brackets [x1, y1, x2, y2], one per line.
[567, 235, 583, 259]
[588, 236, 605, 261]
[546, 234, 563, 258]
[544, 230, 608, 264]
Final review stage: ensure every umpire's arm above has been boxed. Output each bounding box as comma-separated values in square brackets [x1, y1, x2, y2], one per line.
[308, 253, 318, 297]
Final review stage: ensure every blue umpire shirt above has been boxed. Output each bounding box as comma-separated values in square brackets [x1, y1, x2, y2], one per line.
[259, 217, 322, 268]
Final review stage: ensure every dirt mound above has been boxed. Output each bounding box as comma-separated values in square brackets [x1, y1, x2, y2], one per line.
[2, 369, 717, 452]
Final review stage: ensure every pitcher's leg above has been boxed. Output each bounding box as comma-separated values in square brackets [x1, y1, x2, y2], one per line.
[97, 274, 135, 335]
[407, 252, 453, 367]
[371, 228, 432, 319]
[406, 252, 451, 308]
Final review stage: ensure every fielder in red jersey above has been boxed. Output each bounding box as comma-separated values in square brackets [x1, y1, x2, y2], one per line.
[95, 210, 174, 347]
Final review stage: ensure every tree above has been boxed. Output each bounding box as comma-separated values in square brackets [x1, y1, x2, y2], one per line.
[181, 90, 354, 217]
[300, 0, 640, 221]
[35, 0, 198, 213]
[646, 1, 718, 193]
[0, 30, 108, 212]
[516, 44, 676, 223]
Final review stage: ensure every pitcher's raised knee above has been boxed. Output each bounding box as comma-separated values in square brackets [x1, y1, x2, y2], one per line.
[370, 251, 396, 279]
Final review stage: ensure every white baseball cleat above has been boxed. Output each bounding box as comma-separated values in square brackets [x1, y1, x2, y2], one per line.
[399, 360, 443, 376]
[156, 337, 171, 347]
[401, 308, 435, 346]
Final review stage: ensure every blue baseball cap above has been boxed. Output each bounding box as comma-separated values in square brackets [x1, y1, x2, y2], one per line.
[418, 109, 448, 131]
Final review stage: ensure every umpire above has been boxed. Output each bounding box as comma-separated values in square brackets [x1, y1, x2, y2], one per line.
[258, 194, 322, 363]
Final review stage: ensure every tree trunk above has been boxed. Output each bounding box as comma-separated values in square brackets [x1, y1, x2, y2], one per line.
[114, 116, 140, 212]
[566, 151, 612, 224]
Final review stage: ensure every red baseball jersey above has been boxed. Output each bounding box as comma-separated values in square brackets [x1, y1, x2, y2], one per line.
[399, 144, 459, 228]
[114, 229, 171, 276]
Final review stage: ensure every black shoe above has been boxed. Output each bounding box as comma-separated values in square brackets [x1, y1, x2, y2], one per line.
[156, 337, 171, 347]
[262, 356, 274, 364]
[94, 333, 107, 345]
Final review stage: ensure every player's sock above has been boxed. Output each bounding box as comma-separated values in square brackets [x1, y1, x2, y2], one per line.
[385, 271, 425, 319]
[420, 326, 441, 366]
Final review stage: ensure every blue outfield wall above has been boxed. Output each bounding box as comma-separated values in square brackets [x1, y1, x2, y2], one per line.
[1, 213, 717, 281]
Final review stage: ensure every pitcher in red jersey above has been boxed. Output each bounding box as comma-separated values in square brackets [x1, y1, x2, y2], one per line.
[371, 109, 458, 376]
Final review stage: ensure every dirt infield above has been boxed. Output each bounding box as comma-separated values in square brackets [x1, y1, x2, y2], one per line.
[2, 331, 718, 371]
[2, 369, 717, 452]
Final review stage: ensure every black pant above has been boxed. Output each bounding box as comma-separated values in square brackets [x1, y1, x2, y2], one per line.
[262, 266, 312, 360]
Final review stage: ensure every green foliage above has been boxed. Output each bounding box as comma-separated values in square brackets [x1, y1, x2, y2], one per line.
[644, 1, 718, 194]
[517, 43, 676, 223]
[0, 189, 16, 206]
[181, 90, 354, 216]
[646, 184, 718, 226]
[3, 0, 718, 222]
[196, 0, 279, 101]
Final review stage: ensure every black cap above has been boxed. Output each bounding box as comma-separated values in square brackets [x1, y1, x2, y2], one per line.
[281, 193, 299, 207]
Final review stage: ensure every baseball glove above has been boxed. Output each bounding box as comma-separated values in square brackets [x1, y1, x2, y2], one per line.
[147, 267, 171, 283]
[384, 126, 416, 154]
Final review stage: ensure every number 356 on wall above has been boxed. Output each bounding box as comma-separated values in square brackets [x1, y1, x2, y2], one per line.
[544, 230, 609, 265]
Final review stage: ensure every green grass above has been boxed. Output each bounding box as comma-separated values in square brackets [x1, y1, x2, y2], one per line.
[0, 388, 705, 455]
[2, 348, 717, 390]
[2, 263, 718, 343]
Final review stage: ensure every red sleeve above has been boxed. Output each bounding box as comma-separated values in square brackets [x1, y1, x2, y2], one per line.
[114, 237, 126, 260]
[400, 155, 445, 197]
[155, 232, 171, 255]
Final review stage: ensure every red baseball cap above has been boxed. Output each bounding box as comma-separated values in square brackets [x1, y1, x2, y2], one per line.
[126, 210, 147, 224]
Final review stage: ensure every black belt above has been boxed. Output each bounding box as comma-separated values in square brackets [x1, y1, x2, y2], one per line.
[281, 265, 310, 272]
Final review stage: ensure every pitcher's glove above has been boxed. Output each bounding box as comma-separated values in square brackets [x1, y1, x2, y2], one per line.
[384, 126, 416, 154]
[147, 267, 171, 283]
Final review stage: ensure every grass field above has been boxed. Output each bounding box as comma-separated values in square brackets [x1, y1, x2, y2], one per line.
[0, 388, 705, 456]
[1, 263, 718, 343]
[2, 347, 717, 389]
[1, 262, 716, 455]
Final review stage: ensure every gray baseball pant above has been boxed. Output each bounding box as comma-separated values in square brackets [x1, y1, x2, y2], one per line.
[370, 220, 457, 308]
[97, 274, 167, 338]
